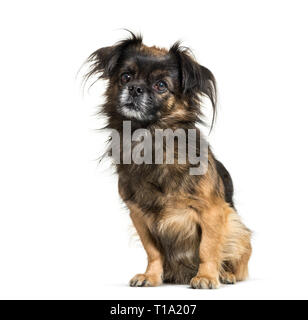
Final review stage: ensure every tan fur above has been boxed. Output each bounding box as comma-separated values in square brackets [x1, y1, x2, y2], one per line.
[140, 45, 168, 56]
[121, 145, 252, 288]
[125, 173, 251, 287]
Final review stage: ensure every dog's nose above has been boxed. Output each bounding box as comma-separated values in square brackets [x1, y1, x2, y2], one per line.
[128, 85, 144, 97]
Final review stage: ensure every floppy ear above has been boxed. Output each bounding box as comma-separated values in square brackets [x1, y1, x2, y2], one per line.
[85, 32, 143, 81]
[170, 42, 217, 128]
[170, 42, 216, 99]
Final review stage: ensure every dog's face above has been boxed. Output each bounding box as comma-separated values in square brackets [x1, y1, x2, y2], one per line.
[86, 33, 216, 126]
[116, 49, 179, 122]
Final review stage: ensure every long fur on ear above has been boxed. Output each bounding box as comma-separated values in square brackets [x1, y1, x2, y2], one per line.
[170, 42, 217, 130]
[84, 31, 143, 82]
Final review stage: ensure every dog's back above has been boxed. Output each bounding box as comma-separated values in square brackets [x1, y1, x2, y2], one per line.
[215, 159, 235, 208]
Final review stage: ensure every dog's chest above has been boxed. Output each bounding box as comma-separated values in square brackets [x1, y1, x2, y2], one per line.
[118, 172, 166, 214]
[119, 170, 200, 237]
[151, 207, 200, 241]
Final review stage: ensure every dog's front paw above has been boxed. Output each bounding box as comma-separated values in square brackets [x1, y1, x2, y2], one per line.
[190, 275, 220, 289]
[129, 273, 162, 287]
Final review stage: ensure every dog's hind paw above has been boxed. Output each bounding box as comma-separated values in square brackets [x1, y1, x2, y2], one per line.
[220, 272, 236, 284]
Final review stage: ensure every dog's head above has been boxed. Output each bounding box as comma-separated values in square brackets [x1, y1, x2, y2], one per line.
[86, 32, 216, 127]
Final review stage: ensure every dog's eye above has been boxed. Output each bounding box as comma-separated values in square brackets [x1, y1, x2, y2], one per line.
[121, 73, 131, 84]
[154, 80, 167, 92]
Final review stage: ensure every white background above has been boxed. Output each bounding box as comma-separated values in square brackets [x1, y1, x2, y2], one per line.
[0, 0, 308, 300]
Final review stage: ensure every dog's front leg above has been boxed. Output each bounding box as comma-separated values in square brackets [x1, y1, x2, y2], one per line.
[190, 201, 227, 289]
[129, 208, 164, 287]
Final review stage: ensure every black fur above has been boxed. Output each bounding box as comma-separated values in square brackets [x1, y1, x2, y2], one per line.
[169, 42, 217, 130]
[215, 159, 235, 208]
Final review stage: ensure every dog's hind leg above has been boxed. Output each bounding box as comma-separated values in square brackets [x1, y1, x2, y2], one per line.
[220, 208, 252, 283]
[233, 244, 252, 281]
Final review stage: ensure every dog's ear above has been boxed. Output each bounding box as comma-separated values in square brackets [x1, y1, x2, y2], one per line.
[170, 42, 217, 128]
[85, 32, 142, 81]
[170, 42, 216, 99]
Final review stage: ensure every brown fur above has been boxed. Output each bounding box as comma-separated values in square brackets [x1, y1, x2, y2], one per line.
[86, 33, 252, 288]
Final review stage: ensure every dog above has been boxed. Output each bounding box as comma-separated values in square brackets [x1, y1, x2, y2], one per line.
[85, 32, 252, 289]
